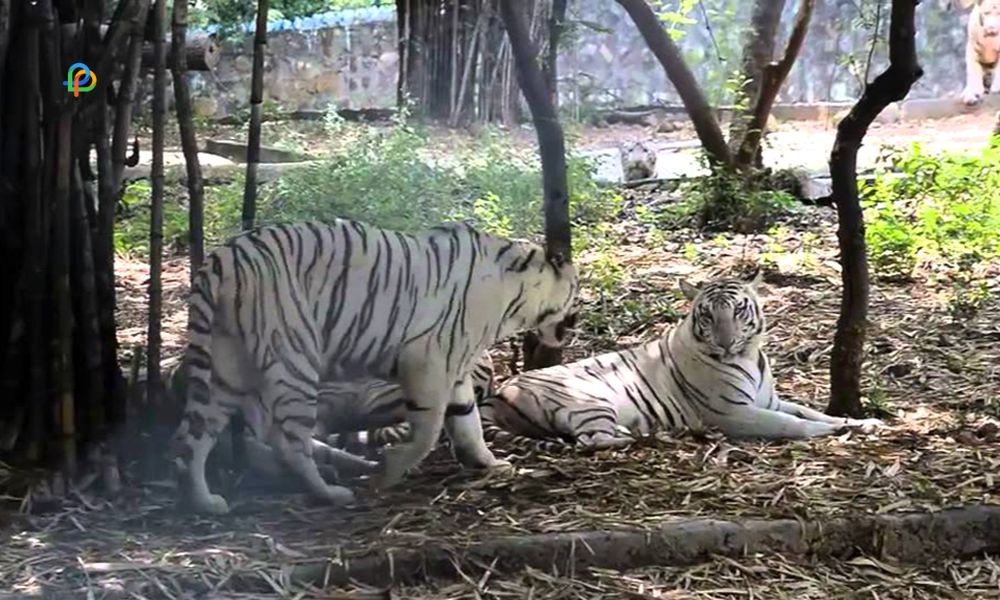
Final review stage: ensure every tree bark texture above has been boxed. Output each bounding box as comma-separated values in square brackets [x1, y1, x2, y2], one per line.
[171, 0, 205, 279]
[827, 0, 921, 417]
[498, 0, 570, 370]
[615, 0, 731, 168]
[241, 0, 269, 232]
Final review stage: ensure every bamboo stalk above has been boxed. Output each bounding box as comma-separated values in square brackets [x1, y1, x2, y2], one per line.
[145, 0, 167, 478]
[104, 1, 150, 438]
[171, 0, 205, 278]
[23, 0, 47, 463]
[241, 0, 269, 231]
[71, 163, 106, 448]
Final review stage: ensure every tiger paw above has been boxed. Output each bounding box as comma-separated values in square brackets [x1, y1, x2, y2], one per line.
[845, 418, 884, 434]
[190, 493, 230, 516]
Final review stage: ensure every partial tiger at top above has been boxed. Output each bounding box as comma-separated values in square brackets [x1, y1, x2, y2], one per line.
[171, 218, 579, 515]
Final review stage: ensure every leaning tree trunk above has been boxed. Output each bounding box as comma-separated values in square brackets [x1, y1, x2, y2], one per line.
[827, 0, 921, 417]
[615, 0, 732, 169]
[728, 0, 786, 167]
[498, 0, 570, 370]
[242, 0, 269, 231]
[172, 0, 206, 277]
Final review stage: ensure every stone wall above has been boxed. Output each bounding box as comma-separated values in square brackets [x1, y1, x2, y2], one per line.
[187, 1, 972, 119]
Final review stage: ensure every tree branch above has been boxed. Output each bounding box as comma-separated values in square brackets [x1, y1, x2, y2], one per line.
[827, 0, 922, 417]
[734, 0, 814, 170]
[615, 0, 731, 169]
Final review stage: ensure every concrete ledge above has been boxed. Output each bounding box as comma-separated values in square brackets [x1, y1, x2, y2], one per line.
[214, 504, 1000, 591]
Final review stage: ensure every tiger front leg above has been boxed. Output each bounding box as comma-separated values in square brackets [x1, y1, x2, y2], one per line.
[266, 375, 356, 506]
[774, 399, 883, 434]
[444, 377, 510, 471]
[710, 405, 848, 440]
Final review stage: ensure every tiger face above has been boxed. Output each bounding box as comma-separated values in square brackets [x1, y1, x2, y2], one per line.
[679, 270, 765, 361]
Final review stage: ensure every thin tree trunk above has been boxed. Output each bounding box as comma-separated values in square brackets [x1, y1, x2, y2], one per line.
[498, 0, 569, 370]
[145, 0, 167, 475]
[241, 0, 269, 232]
[827, 0, 921, 417]
[22, 7, 48, 462]
[544, 0, 567, 108]
[70, 165, 106, 450]
[728, 0, 786, 163]
[171, 0, 205, 278]
[733, 0, 814, 171]
[615, 0, 731, 169]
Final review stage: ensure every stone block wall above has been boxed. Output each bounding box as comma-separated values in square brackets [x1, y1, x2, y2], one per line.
[186, 1, 971, 119]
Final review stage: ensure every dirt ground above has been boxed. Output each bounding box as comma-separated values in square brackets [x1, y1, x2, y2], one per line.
[2, 113, 1000, 598]
[3, 195, 1000, 597]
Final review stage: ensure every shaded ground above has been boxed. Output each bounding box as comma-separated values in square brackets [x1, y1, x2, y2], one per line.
[2, 196, 998, 596]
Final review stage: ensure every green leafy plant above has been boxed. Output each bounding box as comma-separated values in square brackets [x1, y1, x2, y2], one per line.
[660, 165, 798, 233]
[862, 141, 1000, 281]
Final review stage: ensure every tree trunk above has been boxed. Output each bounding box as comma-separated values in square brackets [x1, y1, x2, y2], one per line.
[728, 0, 786, 165]
[498, 0, 570, 370]
[171, 0, 205, 278]
[241, 0, 268, 232]
[733, 0, 814, 171]
[615, 0, 731, 169]
[544, 0, 567, 108]
[144, 0, 167, 477]
[827, 0, 921, 417]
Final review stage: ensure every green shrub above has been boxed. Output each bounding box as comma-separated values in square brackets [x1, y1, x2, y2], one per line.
[115, 111, 622, 259]
[862, 140, 1000, 280]
[659, 165, 798, 233]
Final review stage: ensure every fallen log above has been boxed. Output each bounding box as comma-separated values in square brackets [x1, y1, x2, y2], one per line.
[222, 504, 1000, 590]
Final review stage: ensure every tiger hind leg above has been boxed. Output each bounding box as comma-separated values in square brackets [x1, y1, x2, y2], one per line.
[264, 368, 356, 506]
[173, 397, 237, 515]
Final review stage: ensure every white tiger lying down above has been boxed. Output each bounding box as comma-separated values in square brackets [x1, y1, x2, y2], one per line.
[479, 270, 883, 450]
[172, 219, 578, 514]
[304, 270, 883, 455]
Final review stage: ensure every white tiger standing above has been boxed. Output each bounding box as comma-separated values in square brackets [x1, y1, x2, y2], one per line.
[173, 219, 578, 514]
[480, 270, 882, 451]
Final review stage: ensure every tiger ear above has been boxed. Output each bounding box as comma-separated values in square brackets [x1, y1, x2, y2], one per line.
[745, 266, 764, 289]
[679, 278, 699, 300]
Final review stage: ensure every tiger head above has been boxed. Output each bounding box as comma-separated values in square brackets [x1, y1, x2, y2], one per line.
[531, 251, 580, 348]
[678, 269, 765, 361]
[499, 242, 580, 348]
